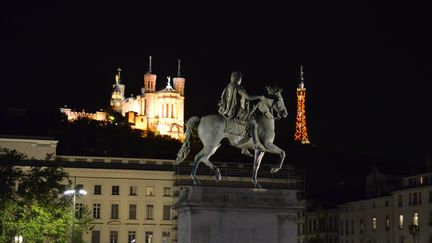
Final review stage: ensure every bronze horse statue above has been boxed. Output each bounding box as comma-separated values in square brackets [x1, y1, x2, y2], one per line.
[176, 86, 288, 188]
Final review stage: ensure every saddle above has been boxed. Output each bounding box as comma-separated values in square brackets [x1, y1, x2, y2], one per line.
[224, 118, 248, 137]
[224, 102, 260, 137]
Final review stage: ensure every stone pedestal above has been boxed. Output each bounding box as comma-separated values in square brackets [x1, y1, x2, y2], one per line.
[173, 186, 303, 243]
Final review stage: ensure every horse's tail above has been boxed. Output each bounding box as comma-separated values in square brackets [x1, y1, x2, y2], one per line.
[176, 116, 200, 164]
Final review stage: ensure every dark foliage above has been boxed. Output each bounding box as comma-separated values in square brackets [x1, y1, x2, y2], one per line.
[56, 117, 182, 158]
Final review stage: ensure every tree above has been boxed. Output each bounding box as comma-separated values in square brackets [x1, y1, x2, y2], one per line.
[0, 148, 93, 242]
[56, 116, 183, 158]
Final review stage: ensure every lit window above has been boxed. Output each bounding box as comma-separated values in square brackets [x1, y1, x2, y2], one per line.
[146, 186, 154, 196]
[372, 217, 377, 231]
[385, 216, 390, 231]
[399, 214, 404, 230]
[413, 213, 419, 226]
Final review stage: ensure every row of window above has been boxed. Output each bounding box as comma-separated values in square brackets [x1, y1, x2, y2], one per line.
[408, 175, 432, 187]
[91, 230, 171, 243]
[161, 103, 176, 118]
[79, 203, 172, 220]
[298, 217, 339, 234]
[341, 191, 432, 212]
[397, 191, 432, 207]
[340, 212, 422, 235]
[80, 184, 171, 197]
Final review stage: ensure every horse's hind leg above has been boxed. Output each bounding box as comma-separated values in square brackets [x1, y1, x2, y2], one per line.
[191, 144, 221, 185]
[191, 157, 201, 185]
[201, 144, 222, 182]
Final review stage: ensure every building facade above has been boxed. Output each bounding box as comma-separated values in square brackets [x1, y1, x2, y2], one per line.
[297, 205, 339, 243]
[58, 156, 176, 243]
[61, 57, 185, 140]
[0, 136, 58, 160]
[338, 172, 432, 243]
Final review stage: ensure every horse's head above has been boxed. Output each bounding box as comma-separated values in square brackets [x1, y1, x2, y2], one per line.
[265, 86, 288, 120]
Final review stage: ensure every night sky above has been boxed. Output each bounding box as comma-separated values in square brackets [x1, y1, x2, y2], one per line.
[1, 1, 431, 161]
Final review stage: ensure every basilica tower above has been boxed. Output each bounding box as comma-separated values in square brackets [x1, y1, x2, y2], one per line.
[144, 56, 158, 130]
[173, 59, 185, 96]
[173, 59, 185, 126]
[110, 68, 125, 113]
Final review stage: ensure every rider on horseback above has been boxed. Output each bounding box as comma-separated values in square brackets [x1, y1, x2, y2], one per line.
[218, 71, 266, 155]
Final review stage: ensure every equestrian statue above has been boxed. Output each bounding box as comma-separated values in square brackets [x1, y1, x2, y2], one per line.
[176, 71, 288, 188]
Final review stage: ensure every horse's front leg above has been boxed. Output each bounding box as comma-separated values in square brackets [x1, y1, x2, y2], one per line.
[252, 150, 265, 188]
[264, 142, 286, 174]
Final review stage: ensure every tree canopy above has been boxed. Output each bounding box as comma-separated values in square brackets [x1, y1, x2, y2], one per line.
[0, 148, 92, 243]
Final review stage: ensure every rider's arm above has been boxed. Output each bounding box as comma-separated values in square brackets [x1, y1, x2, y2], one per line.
[238, 88, 264, 101]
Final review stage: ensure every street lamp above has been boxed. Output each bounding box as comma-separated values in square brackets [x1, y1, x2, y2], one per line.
[64, 178, 87, 243]
[14, 235, 23, 243]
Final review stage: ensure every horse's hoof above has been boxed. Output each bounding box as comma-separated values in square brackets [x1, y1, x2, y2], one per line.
[252, 180, 263, 189]
[193, 180, 201, 186]
[215, 169, 222, 182]
[192, 177, 201, 186]
[270, 167, 280, 174]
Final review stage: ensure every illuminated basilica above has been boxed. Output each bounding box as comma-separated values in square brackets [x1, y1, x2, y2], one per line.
[61, 56, 185, 140]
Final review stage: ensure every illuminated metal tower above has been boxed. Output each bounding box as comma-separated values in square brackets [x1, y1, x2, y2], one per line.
[294, 65, 311, 144]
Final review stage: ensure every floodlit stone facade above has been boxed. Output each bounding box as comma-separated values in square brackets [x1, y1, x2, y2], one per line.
[61, 58, 186, 140]
[58, 156, 176, 243]
[110, 61, 185, 140]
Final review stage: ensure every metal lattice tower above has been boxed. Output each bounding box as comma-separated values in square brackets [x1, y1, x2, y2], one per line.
[294, 65, 311, 144]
